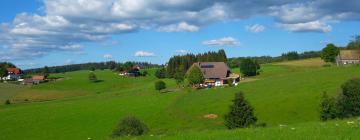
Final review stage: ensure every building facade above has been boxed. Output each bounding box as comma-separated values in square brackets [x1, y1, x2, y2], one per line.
[336, 50, 360, 66]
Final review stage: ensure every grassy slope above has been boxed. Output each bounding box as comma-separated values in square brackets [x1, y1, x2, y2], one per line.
[1, 59, 360, 139]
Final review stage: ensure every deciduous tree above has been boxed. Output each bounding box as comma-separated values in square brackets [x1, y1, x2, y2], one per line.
[321, 44, 339, 63]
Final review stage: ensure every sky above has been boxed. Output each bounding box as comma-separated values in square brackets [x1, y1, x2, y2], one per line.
[0, 0, 359, 69]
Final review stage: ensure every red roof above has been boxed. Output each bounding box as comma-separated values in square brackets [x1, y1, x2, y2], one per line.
[6, 68, 22, 75]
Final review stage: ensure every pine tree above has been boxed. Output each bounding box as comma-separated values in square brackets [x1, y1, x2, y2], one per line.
[225, 92, 257, 129]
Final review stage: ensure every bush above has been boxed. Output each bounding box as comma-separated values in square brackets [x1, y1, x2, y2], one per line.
[240, 59, 260, 76]
[88, 72, 97, 82]
[224, 92, 257, 129]
[111, 116, 148, 137]
[337, 78, 360, 118]
[155, 68, 166, 79]
[155, 80, 166, 92]
[5, 99, 11, 105]
[228, 79, 234, 87]
[320, 92, 337, 121]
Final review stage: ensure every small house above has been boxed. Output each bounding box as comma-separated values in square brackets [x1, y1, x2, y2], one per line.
[190, 62, 240, 87]
[119, 65, 141, 77]
[5, 68, 23, 81]
[32, 75, 45, 84]
[336, 50, 360, 66]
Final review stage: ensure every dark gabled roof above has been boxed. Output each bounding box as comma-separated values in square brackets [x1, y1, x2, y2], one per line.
[339, 50, 360, 60]
[192, 62, 230, 79]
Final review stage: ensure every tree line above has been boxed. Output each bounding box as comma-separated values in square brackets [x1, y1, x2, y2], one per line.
[166, 49, 227, 78]
[228, 51, 321, 68]
[24, 61, 161, 74]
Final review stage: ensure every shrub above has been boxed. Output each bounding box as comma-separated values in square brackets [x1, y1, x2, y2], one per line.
[111, 116, 148, 137]
[337, 78, 360, 118]
[228, 78, 234, 87]
[320, 92, 337, 121]
[240, 59, 260, 76]
[224, 92, 257, 129]
[88, 72, 98, 82]
[5, 99, 11, 105]
[155, 68, 166, 79]
[155, 80, 166, 92]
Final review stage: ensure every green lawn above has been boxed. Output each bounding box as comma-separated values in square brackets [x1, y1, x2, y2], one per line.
[1, 59, 360, 139]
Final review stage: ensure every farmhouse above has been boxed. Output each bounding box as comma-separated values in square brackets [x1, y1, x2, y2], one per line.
[23, 75, 45, 85]
[4, 67, 23, 81]
[119, 65, 141, 77]
[191, 62, 240, 87]
[32, 75, 45, 84]
[336, 50, 360, 66]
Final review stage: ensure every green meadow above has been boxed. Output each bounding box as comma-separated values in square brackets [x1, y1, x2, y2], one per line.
[1, 58, 360, 139]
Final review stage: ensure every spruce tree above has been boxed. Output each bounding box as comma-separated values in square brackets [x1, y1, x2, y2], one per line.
[225, 92, 257, 129]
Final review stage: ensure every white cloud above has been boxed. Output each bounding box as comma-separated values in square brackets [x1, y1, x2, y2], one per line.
[1, 0, 360, 61]
[202, 37, 240, 46]
[65, 59, 74, 65]
[175, 50, 190, 54]
[279, 21, 332, 33]
[134, 51, 155, 57]
[60, 44, 83, 51]
[157, 22, 199, 32]
[103, 54, 113, 59]
[245, 24, 266, 33]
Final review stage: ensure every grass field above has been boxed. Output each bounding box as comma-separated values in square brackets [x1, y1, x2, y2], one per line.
[1, 58, 360, 139]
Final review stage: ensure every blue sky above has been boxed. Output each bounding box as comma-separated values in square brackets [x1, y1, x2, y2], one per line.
[0, 0, 359, 69]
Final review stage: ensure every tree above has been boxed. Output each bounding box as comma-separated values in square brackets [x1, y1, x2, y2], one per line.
[174, 68, 185, 87]
[155, 68, 166, 79]
[321, 44, 339, 63]
[337, 78, 360, 118]
[282, 51, 299, 60]
[320, 92, 337, 121]
[111, 116, 148, 137]
[347, 35, 360, 49]
[224, 92, 257, 129]
[0, 66, 7, 78]
[186, 65, 204, 85]
[155, 80, 166, 92]
[240, 59, 260, 76]
[90, 67, 95, 71]
[123, 62, 134, 72]
[42, 66, 49, 78]
[88, 72, 98, 82]
[108, 61, 117, 70]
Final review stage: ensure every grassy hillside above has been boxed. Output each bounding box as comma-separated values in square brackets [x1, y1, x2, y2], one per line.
[1, 58, 360, 139]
